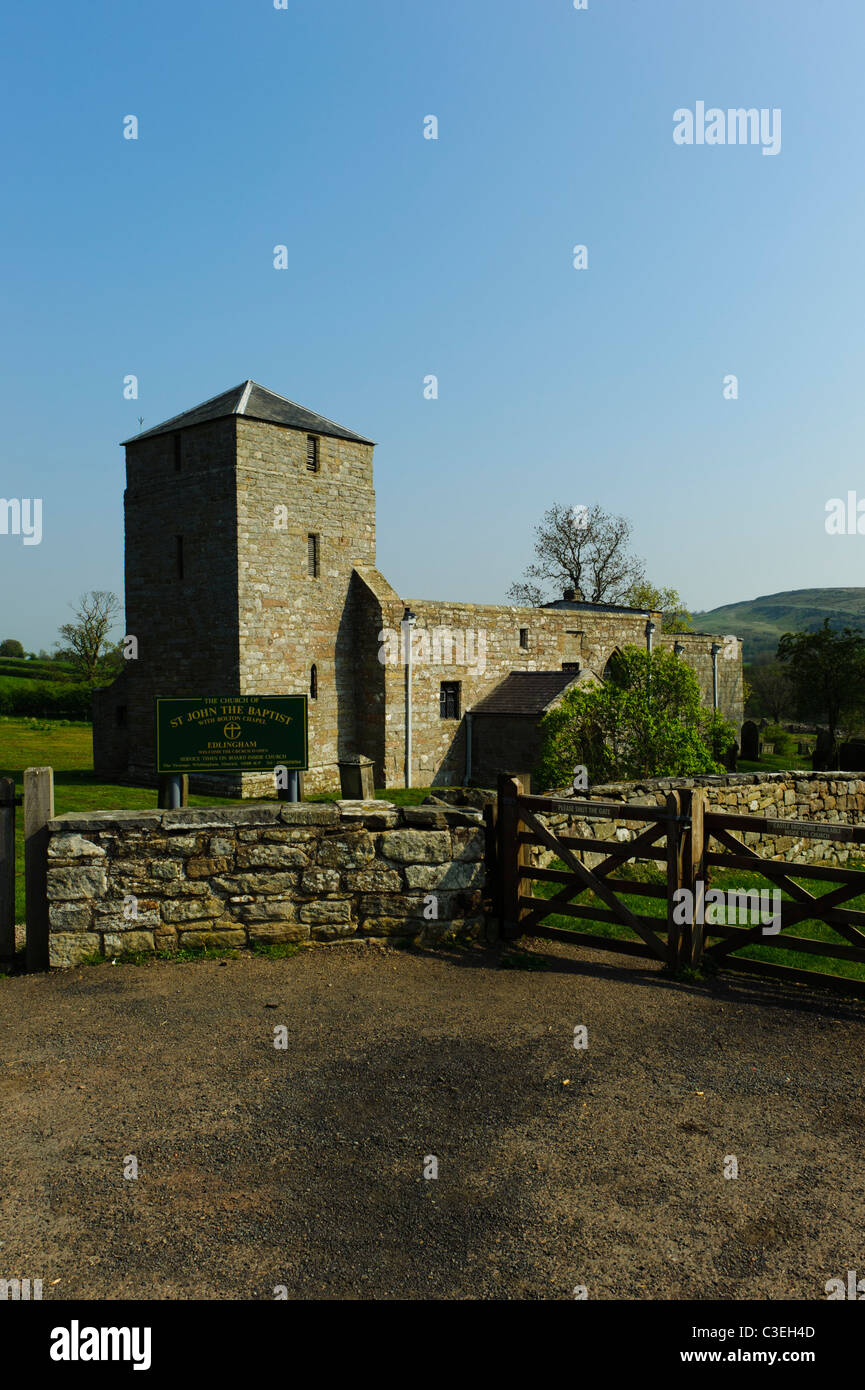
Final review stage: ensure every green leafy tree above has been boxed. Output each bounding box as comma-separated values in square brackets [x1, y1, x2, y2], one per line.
[0, 638, 24, 657]
[536, 645, 736, 787]
[776, 621, 865, 742]
[56, 591, 121, 685]
[625, 581, 693, 633]
[745, 661, 792, 722]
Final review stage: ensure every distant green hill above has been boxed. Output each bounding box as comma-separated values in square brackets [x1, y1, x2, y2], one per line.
[692, 588, 865, 665]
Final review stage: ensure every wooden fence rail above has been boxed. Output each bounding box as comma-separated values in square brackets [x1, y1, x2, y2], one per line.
[496, 774, 865, 996]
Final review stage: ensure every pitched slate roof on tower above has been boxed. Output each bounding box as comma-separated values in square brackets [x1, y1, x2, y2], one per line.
[121, 380, 375, 445]
[470, 671, 580, 717]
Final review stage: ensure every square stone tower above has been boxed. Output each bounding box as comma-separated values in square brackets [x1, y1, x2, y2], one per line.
[93, 381, 377, 793]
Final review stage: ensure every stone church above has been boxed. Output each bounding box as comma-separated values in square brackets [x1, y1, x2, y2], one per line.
[93, 381, 744, 794]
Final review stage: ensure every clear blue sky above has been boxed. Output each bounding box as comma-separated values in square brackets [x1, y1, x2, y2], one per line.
[3, 0, 864, 650]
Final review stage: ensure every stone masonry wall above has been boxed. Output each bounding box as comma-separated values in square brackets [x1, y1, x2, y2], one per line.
[373, 596, 669, 788]
[657, 632, 744, 734]
[362, 586, 744, 790]
[44, 774, 865, 967]
[45, 801, 486, 968]
[118, 418, 242, 786]
[235, 418, 377, 797]
[537, 771, 865, 871]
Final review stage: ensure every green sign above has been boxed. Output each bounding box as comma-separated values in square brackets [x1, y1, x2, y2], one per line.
[155, 695, 308, 774]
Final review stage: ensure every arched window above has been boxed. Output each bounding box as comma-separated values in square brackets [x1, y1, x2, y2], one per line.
[310, 664, 318, 700]
[603, 649, 627, 685]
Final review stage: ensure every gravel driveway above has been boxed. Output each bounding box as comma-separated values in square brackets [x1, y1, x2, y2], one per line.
[1, 939, 863, 1300]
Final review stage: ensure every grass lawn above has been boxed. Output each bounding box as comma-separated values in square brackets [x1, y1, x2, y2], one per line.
[737, 754, 813, 774]
[0, 717, 434, 924]
[529, 857, 865, 986]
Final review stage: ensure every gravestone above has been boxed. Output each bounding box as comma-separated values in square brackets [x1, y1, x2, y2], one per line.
[812, 729, 838, 772]
[740, 721, 760, 760]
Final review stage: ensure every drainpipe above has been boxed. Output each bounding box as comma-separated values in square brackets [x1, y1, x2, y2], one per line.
[645, 619, 656, 704]
[402, 607, 416, 788]
[465, 711, 473, 785]
[711, 643, 722, 711]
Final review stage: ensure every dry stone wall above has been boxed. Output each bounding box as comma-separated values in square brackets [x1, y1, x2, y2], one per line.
[45, 801, 486, 968]
[43, 773, 865, 967]
[539, 771, 865, 869]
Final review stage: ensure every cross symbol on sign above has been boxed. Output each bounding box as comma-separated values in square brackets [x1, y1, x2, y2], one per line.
[224, 723, 242, 740]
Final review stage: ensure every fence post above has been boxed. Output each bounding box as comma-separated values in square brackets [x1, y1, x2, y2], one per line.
[0, 776, 16, 958]
[25, 766, 54, 972]
[158, 774, 188, 809]
[497, 774, 525, 940]
[687, 788, 707, 968]
[483, 800, 499, 933]
[666, 790, 685, 969]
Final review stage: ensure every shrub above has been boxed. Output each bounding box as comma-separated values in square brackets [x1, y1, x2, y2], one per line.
[762, 723, 794, 756]
[537, 646, 736, 788]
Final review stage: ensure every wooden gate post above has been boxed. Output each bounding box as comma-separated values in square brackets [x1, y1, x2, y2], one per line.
[687, 788, 707, 968]
[0, 776, 17, 958]
[497, 774, 526, 940]
[24, 767, 54, 972]
[483, 800, 499, 927]
[666, 790, 685, 969]
[669, 787, 707, 970]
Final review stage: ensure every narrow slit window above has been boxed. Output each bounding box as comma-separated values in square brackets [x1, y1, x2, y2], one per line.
[307, 533, 319, 577]
[519, 628, 528, 649]
[306, 436, 319, 472]
[173, 433, 182, 472]
[310, 664, 318, 699]
[175, 535, 184, 580]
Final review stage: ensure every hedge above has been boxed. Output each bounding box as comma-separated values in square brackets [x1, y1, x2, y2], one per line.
[0, 678, 93, 719]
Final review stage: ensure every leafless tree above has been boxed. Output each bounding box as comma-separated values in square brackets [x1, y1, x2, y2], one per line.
[508, 502, 645, 606]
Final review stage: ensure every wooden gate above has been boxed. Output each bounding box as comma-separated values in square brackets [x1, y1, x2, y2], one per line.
[495, 775, 700, 969]
[701, 809, 865, 995]
[494, 775, 865, 996]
